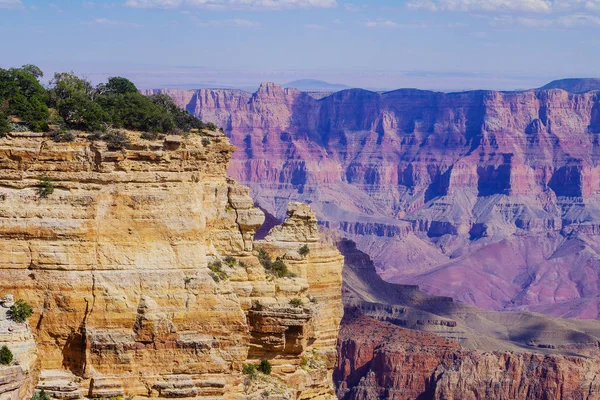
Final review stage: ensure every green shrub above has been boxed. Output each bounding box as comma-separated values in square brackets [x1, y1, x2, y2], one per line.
[289, 298, 303, 307]
[208, 261, 228, 283]
[201, 137, 210, 147]
[36, 176, 54, 198]
[256, 249, 295, 278]
[103, 130, 130, 150]
[258, 359, 272, 375]
[224, 256, 237, 268]
[206, 122, 217, 131]
[140, 131, 159, 141]
[0, 112, 10, 137]
[51, 129, 75, 142]
[299, 244, 310, 257]
[10, 122, 29, 132]
[242, 363, 257, 379]
[0, 345, 13, 365]
[87, 130, 104, 141]
[31, 390, 51, 400]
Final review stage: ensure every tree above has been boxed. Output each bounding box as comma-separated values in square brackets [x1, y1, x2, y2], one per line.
[21, 64, 43, 79]
[0, 346, 13, 365]
[0, 111, 10, 136]
[98, 77, 138, 95]
[0, 66, 49, 131]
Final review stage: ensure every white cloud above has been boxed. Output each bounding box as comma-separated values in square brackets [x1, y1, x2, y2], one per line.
[89, 18, 143, 27]
[194, 18, 261, 27]
[0, 0, 21, 8]
[408, 0, 600, 13]
[366, 19, 429, 28]
[124, 0, 337, 9]
[408, 0, 553, 13]
[306, 23, 326, 29]
[344, 3, 365, 12]
[517, 13, 600, 26]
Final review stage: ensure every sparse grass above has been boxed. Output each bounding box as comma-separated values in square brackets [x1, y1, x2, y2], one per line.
[37, 176, 54, 198]
[243, 363, 257, 379]
[140, 131, 159, 140]
[224, 256, 237, 268]
[208, 260, 228, 283]
[289, 298, 303, 308]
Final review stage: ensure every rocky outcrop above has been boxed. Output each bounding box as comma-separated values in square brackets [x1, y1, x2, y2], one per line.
[336, 239, 600, 400]
[0, 295, 38, 400]
[0, 131, 343, 398]
[336, 310, 600, 400]
[146, 84, 600, 319]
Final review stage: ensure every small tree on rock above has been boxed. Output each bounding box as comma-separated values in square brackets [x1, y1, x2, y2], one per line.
[0, 345, 13, 365]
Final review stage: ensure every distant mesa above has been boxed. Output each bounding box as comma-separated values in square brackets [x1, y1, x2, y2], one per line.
[539, 78, 600, 93]
[283, 79, 351, 92]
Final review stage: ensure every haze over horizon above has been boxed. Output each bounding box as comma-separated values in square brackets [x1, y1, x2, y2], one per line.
[1, 0, 600, 91]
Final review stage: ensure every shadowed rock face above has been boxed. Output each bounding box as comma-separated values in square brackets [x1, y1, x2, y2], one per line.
[145, 84, 600, 319]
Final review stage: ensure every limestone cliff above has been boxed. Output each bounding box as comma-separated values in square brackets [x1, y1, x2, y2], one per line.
[0, 295, 38, 400]
[0, 131, 343, 399]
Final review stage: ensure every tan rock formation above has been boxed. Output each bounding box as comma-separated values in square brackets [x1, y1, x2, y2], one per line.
[0, 131, 343, 399]
[0, 295, 38, 400]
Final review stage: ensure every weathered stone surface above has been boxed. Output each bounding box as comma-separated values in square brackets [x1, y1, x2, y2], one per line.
[0, 294, 38, 400]
[0, 132, 343, 399]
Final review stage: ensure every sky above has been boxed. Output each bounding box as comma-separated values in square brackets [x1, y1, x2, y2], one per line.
[1, 0, 599, 91]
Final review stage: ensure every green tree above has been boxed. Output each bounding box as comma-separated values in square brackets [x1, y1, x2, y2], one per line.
[0, 345, 13, 365]
[21, 64, 44, 79]
[98, 76, 138, 95]
[0, 66, 49, 131]
[0, 111, 10, 136]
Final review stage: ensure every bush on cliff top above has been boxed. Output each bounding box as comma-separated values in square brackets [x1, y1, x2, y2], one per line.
[257, 249, 296, 278]
[0, 65, 214, 135]
[0, 345, 13, 365]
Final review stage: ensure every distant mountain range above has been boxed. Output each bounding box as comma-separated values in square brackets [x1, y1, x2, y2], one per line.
[282, 79, 351, 92]
[539, 78, 600, 93]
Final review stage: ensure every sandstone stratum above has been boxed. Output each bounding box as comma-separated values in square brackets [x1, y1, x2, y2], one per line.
[0, 130, 343, 399]
[145, 82, 600, 319]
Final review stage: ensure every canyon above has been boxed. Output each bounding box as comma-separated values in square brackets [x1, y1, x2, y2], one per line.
[0, 130, 343, 399]
[145, 82, 600, 319]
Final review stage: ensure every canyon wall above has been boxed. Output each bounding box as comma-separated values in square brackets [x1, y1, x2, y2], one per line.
[145, 84, 600, 319]
[335, 238, 600, 400]
[0, 131, 343, 399]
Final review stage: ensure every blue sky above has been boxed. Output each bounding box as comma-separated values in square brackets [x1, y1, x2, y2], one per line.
[1, 0, 599, 91]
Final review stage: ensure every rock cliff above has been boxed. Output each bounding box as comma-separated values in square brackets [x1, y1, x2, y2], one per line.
[0, 295, 38, 400]
[0, 131, 343, 399]
[144, 84, 600, 319]
[336, 239, 600, 400]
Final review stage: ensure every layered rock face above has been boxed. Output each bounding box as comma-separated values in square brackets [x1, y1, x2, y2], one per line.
[335, 239, 600, 400]
[145, 84, 600, 318]
[0, 132, 343, 399]
[0, 295, 38, 400]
